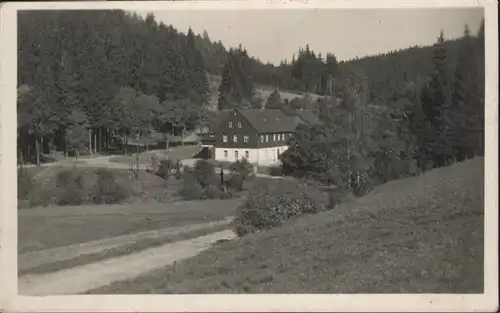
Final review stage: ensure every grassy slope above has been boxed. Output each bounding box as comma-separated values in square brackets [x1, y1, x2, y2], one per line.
[91, 158, 484, 294]
[19, 162, 193, 207]
[19, 198, 242, 254]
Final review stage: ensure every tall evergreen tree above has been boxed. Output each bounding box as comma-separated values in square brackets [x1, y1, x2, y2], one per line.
[217, 47, 255, 110]
[420, 30, 453, 166]
[443, 25, 478, 160]
[265, 89, 282, 109]
[185, 28, 210, 105]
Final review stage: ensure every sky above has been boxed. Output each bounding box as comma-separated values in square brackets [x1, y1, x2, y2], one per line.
[137, 8, 484, 65]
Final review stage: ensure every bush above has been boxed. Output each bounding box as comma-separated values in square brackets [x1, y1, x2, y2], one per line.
[205, 184, 234, 199]
[55, 168, 89, 205]
[18, 167, 136, 208]
[157, 159, 173, 179]
[92, 168, 133, 204]
[267, 165, 283, 177]
[178, 162, 238, 200]
[179, 176, 204, 200]
[226, 173, 244, 191]
[233, 222, 258, 237]
[193, 160, 218, 188]
[229, 159, 255, 181]
[18, 169, 35, 200]
[233, 178, 328, 236]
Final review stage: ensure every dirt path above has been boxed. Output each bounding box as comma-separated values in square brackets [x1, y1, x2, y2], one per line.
[19, 229, 236, 295]
[19, 217, 234, 273]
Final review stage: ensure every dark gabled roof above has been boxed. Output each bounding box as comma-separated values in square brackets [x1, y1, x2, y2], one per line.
[296, 110, 320, 125]
[281, 109, 321, 127]
[208, 110, 231, 132]
[237, 109, 297, 133]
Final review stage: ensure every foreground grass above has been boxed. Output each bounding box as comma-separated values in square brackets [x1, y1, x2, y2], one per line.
[19, 198, 243, 253]
[91, 158, 484, 294]
[21, 224, 231, 276]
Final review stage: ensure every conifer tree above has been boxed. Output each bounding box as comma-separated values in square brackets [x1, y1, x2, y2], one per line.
[265, 89, 282, 109]
[185, 28, 210, 105]
[444, 25, 477, 160]
[421, 30, 452, 166]
[217, 48, 254, 110]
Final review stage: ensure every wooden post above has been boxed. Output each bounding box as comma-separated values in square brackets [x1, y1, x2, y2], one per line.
[136, 143, 140, 177]
[164, 133, 169, 158]
[64, 136, 68, 158]
[98, 127, 102, 152]
[40, 136, 44, 155]
[93, 131, 97, 154]
[181, 126, 185, 147]
[88, 130, 92, 155]
[35, 139, 40, 166]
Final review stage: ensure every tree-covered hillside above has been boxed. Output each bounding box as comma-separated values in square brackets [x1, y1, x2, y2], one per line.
[18, 9, 485, 187]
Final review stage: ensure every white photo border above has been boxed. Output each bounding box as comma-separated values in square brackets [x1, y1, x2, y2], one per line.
[1, 1, 498, 312]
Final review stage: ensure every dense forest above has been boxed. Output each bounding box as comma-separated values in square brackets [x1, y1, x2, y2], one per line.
[280, 25, 485, 194]
[17, 10, 485, 194]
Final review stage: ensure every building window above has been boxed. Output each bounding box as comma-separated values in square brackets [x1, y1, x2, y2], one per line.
[238, 122, 242, 128]
[245, 151, 249, 159]
[222, 135, 228, 143]
[224, 150, 228, 158]
[260, 135, 264, 143]
[244, 136, 249, 143]
[277, 133, 281, 141]
[265, 134, 269, 142]
[273, 134, 276, 141]
[233, 135, 238, 143]
[235, 150, 239, 159]
[228, 121, 233, 128]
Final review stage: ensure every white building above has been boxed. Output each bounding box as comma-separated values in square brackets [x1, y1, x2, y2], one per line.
[206, 108, 319, 166]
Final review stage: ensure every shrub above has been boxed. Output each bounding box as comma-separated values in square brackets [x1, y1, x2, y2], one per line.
[229, 159, 255, 181]
[226, 173, 244, 191]
[157, 159, 173, 179]
[92, 168, 133, 204]
[233, 178, 328, 236]
[205, 184, 234, 199]
[18, 169, 34, 200]
[267, 165, 283, 177]
[18, 167, 136, 207]
[193, 160, 218, 188]
[233, 221, 258, 237]
[55, 168, 88, 205]
[179, 176, 204, 200]
[182, 165, 193, 177]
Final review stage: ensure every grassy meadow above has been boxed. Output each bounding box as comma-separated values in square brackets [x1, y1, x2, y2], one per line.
[89, 158, 484, 294]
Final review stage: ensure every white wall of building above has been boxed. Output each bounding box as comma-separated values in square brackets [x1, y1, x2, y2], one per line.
[214, 146, 289, 166]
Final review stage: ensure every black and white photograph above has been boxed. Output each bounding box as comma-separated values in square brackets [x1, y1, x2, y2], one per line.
[0, 1, 498, 312]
